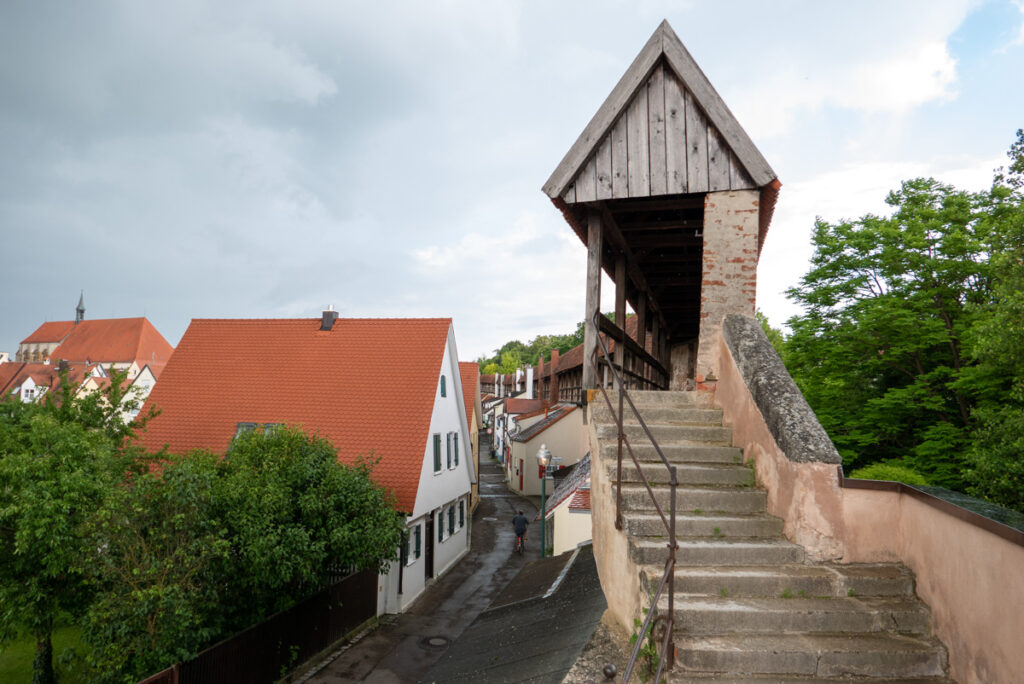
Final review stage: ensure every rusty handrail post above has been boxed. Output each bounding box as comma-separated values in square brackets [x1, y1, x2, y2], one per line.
[667, 464, 678, 670]
[615, 373, 625, 530]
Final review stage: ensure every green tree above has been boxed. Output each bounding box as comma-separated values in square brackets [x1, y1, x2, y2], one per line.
[961, 129, 1024, 509]
[81, 427, 406, 681]
[0, 403, 120, 684]
[785, 178, 995, 488]
[82, 453, 230, 681]
[755, 310, 786, 358]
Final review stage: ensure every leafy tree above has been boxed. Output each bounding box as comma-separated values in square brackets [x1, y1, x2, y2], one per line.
[213, 428, 405, 627]
[962, 129, 1024, 510]
[0, 367, 149, 684]
[81, 453, 230, 682]
[0, 403, 120, 684]
[81, 427, 405, 681]
[755, 310, 786, 358]
[785, 178, 995, 488]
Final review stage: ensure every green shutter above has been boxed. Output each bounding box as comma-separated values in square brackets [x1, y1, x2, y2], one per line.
[438, 513, 443, 542]
[446, 433, 452, 469]
[414, 525, 421, 558]
[459, 500, 465, 527]
[454, 433, 459, 466]
[433, 434, 441, 472]
[448, 506, 455, 535]
[441, 375, 446, 397]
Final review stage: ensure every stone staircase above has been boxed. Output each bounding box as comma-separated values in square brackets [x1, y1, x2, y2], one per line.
[591, 390, 952, 682]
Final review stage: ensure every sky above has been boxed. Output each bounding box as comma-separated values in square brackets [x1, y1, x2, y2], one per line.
[2, 1, 1022, 362]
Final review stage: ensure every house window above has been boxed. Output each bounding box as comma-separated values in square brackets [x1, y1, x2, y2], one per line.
[447, 506, 455, 536]
[459, 500, 465, 528]
[440, 375, 447, 397]
[414, 524, 422, 559]
[454, 433, 459, 466]
[433, 434, 442, 473]
[446, 433, 452, 469]
[234, 422, 258, 438]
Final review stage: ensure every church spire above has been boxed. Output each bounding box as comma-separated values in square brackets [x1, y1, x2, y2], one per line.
[75, 290, 85, 324]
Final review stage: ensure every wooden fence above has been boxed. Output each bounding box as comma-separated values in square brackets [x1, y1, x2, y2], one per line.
[139, 569, 377, 684]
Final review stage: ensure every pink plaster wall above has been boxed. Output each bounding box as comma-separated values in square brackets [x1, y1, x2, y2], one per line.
[715, 332, 1024, 683]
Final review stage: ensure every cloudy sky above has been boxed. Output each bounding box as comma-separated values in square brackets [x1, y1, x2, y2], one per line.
[2, 1, 1022, 361]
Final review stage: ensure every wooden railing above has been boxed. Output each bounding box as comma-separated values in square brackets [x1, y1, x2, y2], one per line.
[596, 315, 669, 391]
[589, 312, 677, 681]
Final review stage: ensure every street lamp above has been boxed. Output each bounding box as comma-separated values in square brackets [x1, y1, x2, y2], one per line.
[536, 443, 551, 558]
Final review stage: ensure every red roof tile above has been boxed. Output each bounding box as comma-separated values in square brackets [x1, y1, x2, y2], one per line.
[137, 318, 453, 513]
[458, 361, 478, 428]
[50, 318, 174, 366]
[20, 321, 76, 345]
[569, 488, 591, 511]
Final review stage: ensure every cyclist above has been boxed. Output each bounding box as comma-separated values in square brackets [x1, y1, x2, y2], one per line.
[512, 509, 529, 551]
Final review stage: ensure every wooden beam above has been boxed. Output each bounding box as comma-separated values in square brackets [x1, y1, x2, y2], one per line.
[582, 210, 603, 391]
[637, 292, 648, 355]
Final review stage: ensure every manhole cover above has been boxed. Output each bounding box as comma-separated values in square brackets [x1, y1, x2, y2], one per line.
[418, 635, 450, 652]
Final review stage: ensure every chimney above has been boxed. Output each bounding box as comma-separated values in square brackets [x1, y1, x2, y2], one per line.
[549, 349, 560, 405]
[320, 305, 339, 331]
[525, 366, 534, 399]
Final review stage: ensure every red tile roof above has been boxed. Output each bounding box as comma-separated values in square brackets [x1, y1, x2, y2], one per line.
[0, 362, 93, 401]
[137, 318, 453, 513]
[20, 321, 76, 345]
[569, 488, 591, 511]
[49, 318, 174, 366]
[458, 361, 478, 428]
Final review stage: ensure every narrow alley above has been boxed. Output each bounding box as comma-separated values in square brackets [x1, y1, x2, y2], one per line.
[302, 456, 540, 683]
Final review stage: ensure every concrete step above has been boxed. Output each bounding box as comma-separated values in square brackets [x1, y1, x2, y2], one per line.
[625, 512, 783, 538]
[673, 633, 948, 679]
[665, 596, 932, 635]
[602, 389, 713, 409]
[616, 484, 767, 515]
[632, 538, 805, 566]
[591, 404, 724, 426]
[671, 679, 952, 684]
[614, 462, 754, 487]
[653, 564, 915, 598]
[600, 442, 743, 464]
[596, 422, 733, 445]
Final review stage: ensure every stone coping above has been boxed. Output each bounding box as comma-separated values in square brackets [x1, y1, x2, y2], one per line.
[721, 314, 841, 464]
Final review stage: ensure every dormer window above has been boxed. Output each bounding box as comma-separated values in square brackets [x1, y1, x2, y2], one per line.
[440, 375, 447, 397]
[234, 422, 257, 438]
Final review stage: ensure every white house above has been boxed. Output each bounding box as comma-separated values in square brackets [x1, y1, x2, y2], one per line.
[137, 311, 474, 615]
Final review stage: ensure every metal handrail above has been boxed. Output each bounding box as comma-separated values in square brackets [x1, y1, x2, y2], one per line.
[588, 311, 678, 680]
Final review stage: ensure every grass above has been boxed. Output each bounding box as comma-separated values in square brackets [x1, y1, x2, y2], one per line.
[781, 588, 793, 599]
[0, 626, 90, 684]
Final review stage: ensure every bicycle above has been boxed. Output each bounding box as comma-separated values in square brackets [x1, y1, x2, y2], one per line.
[515, 533, 525, 555]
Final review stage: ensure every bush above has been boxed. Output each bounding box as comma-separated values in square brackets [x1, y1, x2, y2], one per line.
[848, 460, 930, 486]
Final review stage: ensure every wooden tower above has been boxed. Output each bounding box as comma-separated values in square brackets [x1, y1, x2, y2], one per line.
[543, 20, 780, 392]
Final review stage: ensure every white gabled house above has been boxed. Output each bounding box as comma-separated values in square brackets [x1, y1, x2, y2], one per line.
[137, 310, 474, 616]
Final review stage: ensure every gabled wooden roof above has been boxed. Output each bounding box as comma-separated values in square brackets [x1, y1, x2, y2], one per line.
[543, 20, 776, 203]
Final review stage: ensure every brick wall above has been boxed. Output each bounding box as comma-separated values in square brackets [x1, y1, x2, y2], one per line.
[696, 189, 759, 389]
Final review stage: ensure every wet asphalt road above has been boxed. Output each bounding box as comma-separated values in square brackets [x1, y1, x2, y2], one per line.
[306, 457, 541, 683]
